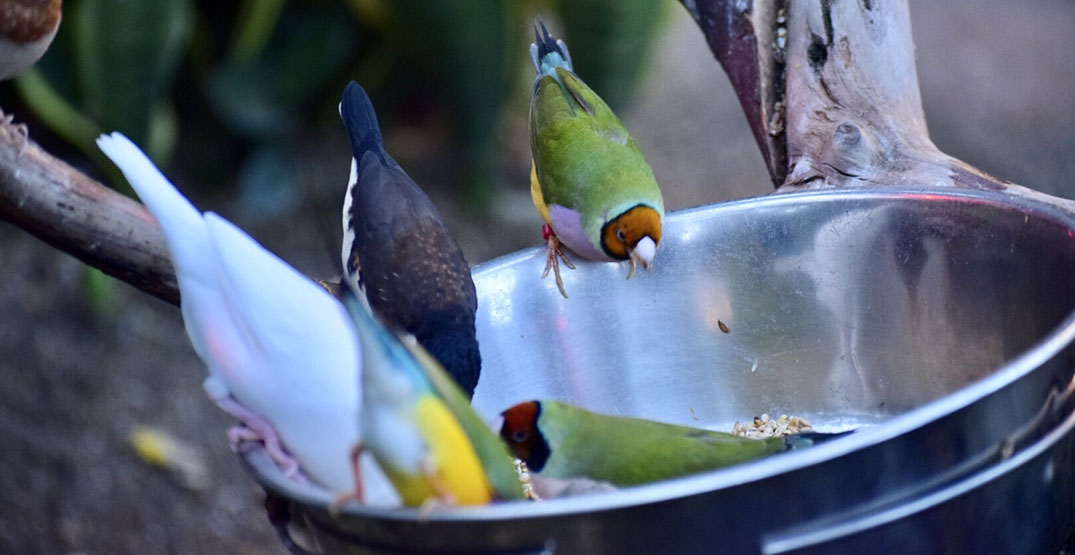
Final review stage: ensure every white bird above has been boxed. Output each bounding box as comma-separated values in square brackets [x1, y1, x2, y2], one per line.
[96, 132, 397, 505]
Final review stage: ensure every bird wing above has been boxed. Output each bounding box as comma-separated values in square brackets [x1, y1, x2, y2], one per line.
[529, 69, 657, 221]
[200, 213, 365, 494]
[202, 213, 358, 392]
[347, 158, 475, 330]
[406, 342, 526, 501]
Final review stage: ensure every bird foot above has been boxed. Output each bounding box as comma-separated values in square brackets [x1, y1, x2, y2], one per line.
[540, 224, 574, 298]
[208, 389, 302, 480]
[328, 443, 367, 517]
[416, 494, 456, 521]
[626, 257, 637, 280]
[226, 425, 304, 481]
[416, 462, 458, 520]
[0, 107, 29, 154]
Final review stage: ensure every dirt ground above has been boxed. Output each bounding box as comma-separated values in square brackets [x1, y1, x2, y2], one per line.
[2, 3, 1073, 553]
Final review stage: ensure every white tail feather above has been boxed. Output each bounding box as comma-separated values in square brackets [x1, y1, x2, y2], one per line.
[95, 132, 211, 288]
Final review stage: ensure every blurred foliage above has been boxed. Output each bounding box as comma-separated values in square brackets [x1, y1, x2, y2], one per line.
[8, 0, 669, 212]
[554, 0, 668, 111]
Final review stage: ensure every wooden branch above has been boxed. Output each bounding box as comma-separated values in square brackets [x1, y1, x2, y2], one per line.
[683, 0, 1017, 193]
[0, 124, 180, 306]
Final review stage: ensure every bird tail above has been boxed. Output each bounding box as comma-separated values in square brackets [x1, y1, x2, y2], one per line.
[339, 81, 386, 163]
[784, 430, 856, 451]
[96, 132, 210, 286]
[530, 18, 573, 77]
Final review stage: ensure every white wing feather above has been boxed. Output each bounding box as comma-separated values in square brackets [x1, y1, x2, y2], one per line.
[96, 132, 397, 503]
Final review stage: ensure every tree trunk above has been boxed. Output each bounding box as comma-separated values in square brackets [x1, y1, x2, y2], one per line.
[682, 0, 1017, 192]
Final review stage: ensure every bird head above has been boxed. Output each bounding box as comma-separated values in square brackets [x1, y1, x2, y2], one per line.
[600, 204, 662, 270]
[498, 401, 550, 471]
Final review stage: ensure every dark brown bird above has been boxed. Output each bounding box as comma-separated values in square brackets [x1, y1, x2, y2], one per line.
[339, 81, 482, 399]
[0, 0, 61, 80]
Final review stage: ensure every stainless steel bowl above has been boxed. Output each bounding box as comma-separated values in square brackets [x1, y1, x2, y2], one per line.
[245, 186, 1075, 554]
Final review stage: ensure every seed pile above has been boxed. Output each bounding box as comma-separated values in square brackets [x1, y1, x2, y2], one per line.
[732, 414, 812, 439]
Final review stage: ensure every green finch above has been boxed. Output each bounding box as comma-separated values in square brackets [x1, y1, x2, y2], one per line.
[500, 400, 846, 488]
[528, 19, 665, 297]
[338, 286, 525, 508]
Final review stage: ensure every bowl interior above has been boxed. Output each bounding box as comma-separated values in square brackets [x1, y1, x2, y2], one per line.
[471, 189, 1075, 432]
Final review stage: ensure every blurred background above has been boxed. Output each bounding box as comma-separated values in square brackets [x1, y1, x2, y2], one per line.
[0, 1, 1072, 552]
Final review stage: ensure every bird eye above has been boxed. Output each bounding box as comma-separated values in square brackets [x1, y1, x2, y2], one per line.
[616, 228, 627, 242]
[511, 429, 530, 443]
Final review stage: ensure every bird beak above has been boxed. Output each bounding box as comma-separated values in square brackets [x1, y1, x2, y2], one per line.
[630, 236, 656, 271]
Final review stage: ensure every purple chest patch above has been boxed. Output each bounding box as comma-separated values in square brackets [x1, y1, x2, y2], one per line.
[549, 204, 609, 261]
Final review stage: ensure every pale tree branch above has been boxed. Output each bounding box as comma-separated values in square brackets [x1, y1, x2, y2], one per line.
[682, 0, 1017, 193]
[0, 124, 179, 306]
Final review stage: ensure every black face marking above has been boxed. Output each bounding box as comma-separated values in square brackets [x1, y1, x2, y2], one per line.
[528, 423, 551, 472]
[500, 401, 551, 472]
[600, 203, 652, 260]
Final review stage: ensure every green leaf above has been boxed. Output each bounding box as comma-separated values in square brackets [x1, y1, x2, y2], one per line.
[207, 1, 357, 138]
[230, 0, 287, 62]
[83, 266, 118, 319]
[380, 1, 527, 203]
[13, 68, 133, 194]
[554, 0, 669, 111]
[14, 68, 99, 151]
[72, 0, 194, 146]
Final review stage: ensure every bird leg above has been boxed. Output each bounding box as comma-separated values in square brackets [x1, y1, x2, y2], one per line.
[416, 458, 458, 520]
[626, 257, 637, 280]
[204, 381, 302, 479]
[329, 443, 367, 517]
[541, 223, 574, 298]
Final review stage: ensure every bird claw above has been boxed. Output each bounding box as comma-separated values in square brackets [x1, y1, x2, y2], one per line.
[227, 425, 303, 480]
[328, 444, 369, 517]
[417, 495, 455, 521]
[328, 491, 357, 518]
[415, 460, 458, 520]
[210, 391, 303, 480]
[1, 108, 29, 155]
[625, 248, 652, 281]
[542, 232, 573, 298]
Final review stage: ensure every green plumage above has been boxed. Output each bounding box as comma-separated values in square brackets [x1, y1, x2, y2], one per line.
[535, 401, 786, 486]
[553, 0, 669, 111]
[529, 28, 663, 249]
[342, 289, 526, 502]
[404, 342, 528, 501]
[532, 68, 663, 227]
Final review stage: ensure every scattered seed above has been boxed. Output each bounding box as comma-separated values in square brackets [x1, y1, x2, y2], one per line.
[515, 459, 541, 501]
[734, 414, 813, 439]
